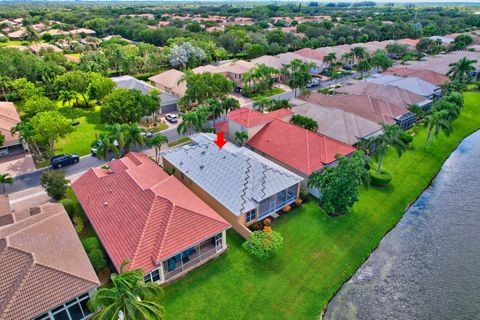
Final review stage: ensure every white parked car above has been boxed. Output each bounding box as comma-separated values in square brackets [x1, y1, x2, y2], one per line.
[166, 114, 178, 123]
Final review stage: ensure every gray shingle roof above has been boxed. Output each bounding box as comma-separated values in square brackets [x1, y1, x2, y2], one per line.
[111, 75, 178, 106]
[161, 134, 303, 216]
[366, 74, 439, 97]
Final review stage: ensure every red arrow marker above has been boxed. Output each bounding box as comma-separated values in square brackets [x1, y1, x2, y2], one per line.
[214, 132, 227, 149]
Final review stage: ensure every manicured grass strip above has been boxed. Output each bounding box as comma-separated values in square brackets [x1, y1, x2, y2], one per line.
[167, 137, 190, 147]
[248, 87, 285, 101]
[161, 90, 480, 320]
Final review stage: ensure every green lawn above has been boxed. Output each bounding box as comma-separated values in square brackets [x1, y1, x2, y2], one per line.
[55, 105, 105, 156]
[0, 40, 27, 47]
[248, 87, 285, 101]
[161, 90, 480, 320]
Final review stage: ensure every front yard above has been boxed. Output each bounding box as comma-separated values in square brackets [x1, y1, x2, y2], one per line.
[160, 89, 480, 319]
[248, 87, 285, 101]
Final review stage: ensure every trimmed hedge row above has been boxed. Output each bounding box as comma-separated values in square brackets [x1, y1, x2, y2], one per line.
[369, 167, 393, 187]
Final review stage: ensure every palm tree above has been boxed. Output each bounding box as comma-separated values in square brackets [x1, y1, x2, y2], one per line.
[207, 99, 223, 126]
[0, 75, 10, 102]
[59, 90, 77, 123]
[350, 46, 368, 64]
[221, 97, 240, 116]
[356, 60, 371, 77]
[423, 109, 452, 149]
[234, 131, 248, 146]
[104, 123, 125, 151]
[193, 107, 210, 131]
[267, 99, 291, 112]
[95, 133, 120, 161]
[447, 57, 478, 83]
[176, 112, 200, 136]
[11, 121, 41, 157]
[0, 173, 14, 194]
[281, 59, 314, 97]
[364, 124, 406, 173]
[88, 260, 164, 320]
[147, 135, 168, 165]
[253, 98, 271, 113]
[122, 123, 146, 153]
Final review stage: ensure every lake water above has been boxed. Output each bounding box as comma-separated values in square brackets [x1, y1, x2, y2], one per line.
[324, 130, 480, 320]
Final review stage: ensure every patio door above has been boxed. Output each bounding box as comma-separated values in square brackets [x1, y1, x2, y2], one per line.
[215, 234, 223, 252]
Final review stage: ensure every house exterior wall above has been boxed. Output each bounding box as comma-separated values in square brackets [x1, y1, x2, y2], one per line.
[163, 159, 252, 239]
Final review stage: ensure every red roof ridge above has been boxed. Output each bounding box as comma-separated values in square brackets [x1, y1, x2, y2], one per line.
[153, 201, 176, 264]
[305, 129, 311, 173]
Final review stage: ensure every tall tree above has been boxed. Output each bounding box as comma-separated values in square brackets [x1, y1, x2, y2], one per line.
[234, 131, 248, 146]
[95, 132, 120, 161]
[88, 260, 164, 320]
[122, 123, 146, 153]
[30, 111, 73, 153]
[364, 124, 406, 173]
[58, 90, 77, 123]
[281, 59, 313, 97]
[221, 97, 240, 116]
[308, 152, 369, 216]
[423, 108, 452, 149]
[447, 57, 478, 83]
[147, 135, 168, 165]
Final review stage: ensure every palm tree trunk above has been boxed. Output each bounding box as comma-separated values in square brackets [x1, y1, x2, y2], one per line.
[376, 153, 384, 174]
[425, 126, 433, 149]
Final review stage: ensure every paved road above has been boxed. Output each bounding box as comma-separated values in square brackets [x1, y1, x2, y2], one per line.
[7, 127, 186, 193]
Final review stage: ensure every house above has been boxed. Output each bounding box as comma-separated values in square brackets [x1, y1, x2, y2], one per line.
[247, 118, 356, 196]
[383, 67, 449, 85]
[72, 152, 230, 284]
[192, 60, 256, 92]
[315, 46, 354, 68]
[251, 55, 286, 70]
[366, 74, 441, 100]
[0, 196, 99, 320]
[335, 80, 433, 111]
[430, 35, 455, 45]
[291, 48, 327, 73]
[276, 52, 323, 74]
[213, 107, 293, 142]
[396, 51, 480, 76]
[28, 43, 62, 54]
[149, 69, 187, 98]
[299, 92, 416, 130]
[162, 133, 303, 238]
[7, 28, 27, 39]
[0, 102, 27, 157]
[291, 98, 384, 145]
[111, 75, 179, 113]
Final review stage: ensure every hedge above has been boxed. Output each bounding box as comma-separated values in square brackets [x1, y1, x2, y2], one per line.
[369, 167, 393, 187]
[88, 248, 107, 272]
[399, 131, 414, 145]
[59, 198, 76, 217]
[82, 236, 101, 253]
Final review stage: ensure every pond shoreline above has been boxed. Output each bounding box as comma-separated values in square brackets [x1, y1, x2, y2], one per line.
[321, 129, 480, 319]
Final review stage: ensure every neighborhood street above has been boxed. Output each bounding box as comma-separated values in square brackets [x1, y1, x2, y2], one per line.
[5, 127, 186, 193]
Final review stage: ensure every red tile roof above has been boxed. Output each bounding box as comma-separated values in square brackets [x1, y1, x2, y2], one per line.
[72, 153, 230, 273]
[247, 119, 356, 175]
[227, 107, 293, 128]
[293, 48, 326, 62]
[214, 121, 230, 133]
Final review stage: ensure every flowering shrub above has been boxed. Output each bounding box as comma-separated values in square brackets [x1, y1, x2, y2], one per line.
[263, 226, 272, 233]
[73, 216, 84, 234]
[282, 205, 291, 212]
[242, 230, 284, 259]
[263, 218, 271, 226]
[295, 198, 303, 206]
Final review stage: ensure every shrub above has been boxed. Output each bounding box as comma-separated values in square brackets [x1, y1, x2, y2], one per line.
[58, 199, 76, 217]
[369, 168, 393, 187]
[399, 131, 414, 145]
[73, 216, 84, 234]
[282, 205, 292, 213]
[88, 248, 107, 272]
[295, 198, 303, 206]
[40, 170, 69, 200]
[82, 236, 101, 253]
[242, 230, 284, 259]
[263, 218, 271, 226]
[299, 188, 309, 201]
[263, 226, 272, 233]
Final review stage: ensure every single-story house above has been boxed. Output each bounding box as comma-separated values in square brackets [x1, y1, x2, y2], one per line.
[161, 133, 303, 238]
[251, 55, 286, 70]
[0, 196, 99, 320]
[213, 107, 293, 142]
[395, 51, 480, 77]
[291, 98, 384, 145]
[28, 43, 62, 54]
[72, 152, 230, 284]
[290, 48, 327, 73]
[0, 102, 27, 157]
[276, 51, 324, 74]
[335, 80, 433, 111]
[149, 69, 187, 98]
[111, 75, 179, 113]
[383, 67, 449, 85]
[7, 28, 27, 39]
[247, 118, 356, 197]
[299, 92, 416, 130]
[366, 74, 442, 100]
[192, 60, 256, 92]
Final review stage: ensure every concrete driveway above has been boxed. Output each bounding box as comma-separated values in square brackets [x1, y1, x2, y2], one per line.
[0, 153, 36, 177]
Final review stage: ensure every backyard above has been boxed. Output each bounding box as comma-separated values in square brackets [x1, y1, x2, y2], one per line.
[160, 89, 480, 319]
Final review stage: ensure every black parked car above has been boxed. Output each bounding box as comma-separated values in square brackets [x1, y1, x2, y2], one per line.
[51, 154, 79, 169]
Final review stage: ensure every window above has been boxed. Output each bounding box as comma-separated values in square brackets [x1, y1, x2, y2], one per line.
[245, 209, 256, 223]
[144, 268, 161, 283]
[39, 293, 92, 320]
